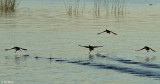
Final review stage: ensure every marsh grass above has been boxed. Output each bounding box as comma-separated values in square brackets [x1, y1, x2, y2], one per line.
[63, 0, 81, 16]
[111, 0, 126, 17]
[103, 0, 110, 16]
[0, 0, 19, 13]
[63, 0, 126, 18]
[93, 0, 102, 18]
[92, 0, 126, 18]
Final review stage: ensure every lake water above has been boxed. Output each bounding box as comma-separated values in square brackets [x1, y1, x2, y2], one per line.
[0, 0, 160, 84]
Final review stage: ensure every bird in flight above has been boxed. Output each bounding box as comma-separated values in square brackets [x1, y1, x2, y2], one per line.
[5, 47, 27, 53]
[79, 45, 103, 54]
[136, 46, 156, 52]
[97, 29, 117, 35]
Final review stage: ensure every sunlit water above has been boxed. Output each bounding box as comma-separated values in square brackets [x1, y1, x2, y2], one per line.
[0, 0, 160, 84]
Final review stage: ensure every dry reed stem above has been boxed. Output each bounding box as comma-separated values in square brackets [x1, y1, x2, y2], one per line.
[0, 0, 19, 13]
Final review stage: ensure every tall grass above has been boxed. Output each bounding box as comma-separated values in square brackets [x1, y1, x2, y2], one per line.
[92, 0, 126, 18]
[103, 0, 110, 16]
[63, 0, 126, 18]
[0, 0, 19, 13]
[63, 0, 81, 16]
[111, 0, 126, 17]
[93, 0, 102, 18]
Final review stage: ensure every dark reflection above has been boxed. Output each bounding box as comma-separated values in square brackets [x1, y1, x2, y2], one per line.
[89, 54, 94, 60]
[13, 54, 30, 65]
[23, 55, 29, 57]
[47, 55, 55, 63]
[34, 56, 42, 59]
[47, 56, 55, 60]
[0, 11, 16, 18]
[55, 59, 67, 62]
[14, 55, 21, 65]
[96, 53, 107, 58]
[22, 55, 29, 59]
[144, 56, 156, 62]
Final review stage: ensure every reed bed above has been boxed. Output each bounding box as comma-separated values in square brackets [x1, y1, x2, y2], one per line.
[0, 0, 19, 13]
[93, 0, 102, 18]
[63, 0, 81, 16]
[63, 0, 126, 18]
[111, 0, 126, 17]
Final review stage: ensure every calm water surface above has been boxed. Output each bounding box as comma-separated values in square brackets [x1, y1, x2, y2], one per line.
[0, 0, 160, 84]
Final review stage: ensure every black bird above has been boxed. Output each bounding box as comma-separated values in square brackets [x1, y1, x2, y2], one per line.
[79, 45, 103, 53]
[5, 47, 27, 53]
[136, 46, 156, 52]
[97, 29, 117, 35]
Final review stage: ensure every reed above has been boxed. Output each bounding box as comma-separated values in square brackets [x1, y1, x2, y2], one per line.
[0, 0, 19, 13]
[93, 0, 102, 18]
[103, 0, 110, 16]
[63, 0, 126, 18]
[111, 0, 126, 17]
[63, 0, 81, 16]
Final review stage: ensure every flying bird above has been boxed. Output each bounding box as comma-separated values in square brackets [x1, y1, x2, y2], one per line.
[5, 47, 27, 53]
[136, 46, 156, 52]
[97, 29, 117, 35]
[79, 45, 103, 54]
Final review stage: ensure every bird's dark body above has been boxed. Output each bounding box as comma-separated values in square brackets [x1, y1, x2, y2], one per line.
[88, 46, 94, 52]
[144, 46, 150, 50]
[12, 47, 20, 51]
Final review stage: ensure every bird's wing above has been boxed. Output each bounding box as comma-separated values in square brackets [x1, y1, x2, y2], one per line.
[136, 48, 145, 51]
[11, 47, 15, 49]
[5, 49, 11, 51]
[92, 46, 103, 48]
[111, 31, 117, 35]
[78, 45, 89, 48]
[150, 48, 156, 52]
[20, 48, 27, 50]
[97, 31, 105, 35]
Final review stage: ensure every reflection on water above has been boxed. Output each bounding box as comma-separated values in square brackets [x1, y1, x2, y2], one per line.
[144, 56, 156, 62]
[0, 0, 160, 84]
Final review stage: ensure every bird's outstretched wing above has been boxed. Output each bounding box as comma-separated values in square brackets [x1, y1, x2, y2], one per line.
[5, 49, 11, 51]
[97, 31, 105, 35]
[11, 47, 15, 49]
[92, 46, 103, 48]
[78, 45, 89, 48]
[20, 48, 27, 50]
[136, 48, 145, 51]
[150, 48, 156, 52]
[111, 31, 117, 35]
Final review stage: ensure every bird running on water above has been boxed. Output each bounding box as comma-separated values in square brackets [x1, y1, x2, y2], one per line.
[97, 29, 117, 35]
[136, 46, 156, 52]
[5, 47, 27, 53]
[79, 45, 103, 54]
